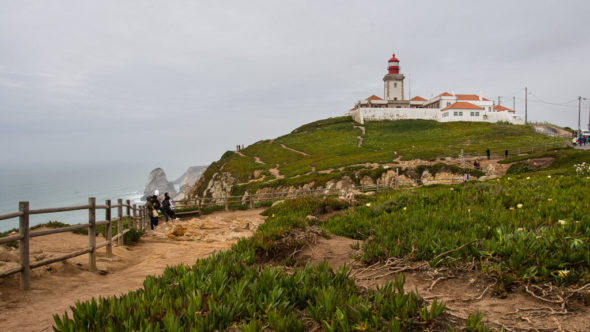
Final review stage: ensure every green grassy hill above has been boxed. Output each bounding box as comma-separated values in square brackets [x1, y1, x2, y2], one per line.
[189, 117, 568, 198]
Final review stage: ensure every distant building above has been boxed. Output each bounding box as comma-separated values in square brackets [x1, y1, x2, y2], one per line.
[348, 54, 523, 125]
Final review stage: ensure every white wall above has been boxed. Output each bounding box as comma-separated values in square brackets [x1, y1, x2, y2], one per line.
[349, 107, 524, 125]
[385, 80, 403, 101]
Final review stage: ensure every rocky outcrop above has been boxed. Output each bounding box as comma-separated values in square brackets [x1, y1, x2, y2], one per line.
[142, 168, 176, 200]
[174, 166, 208, 192]
[202, 172, 236, 203]
[533, 125, 570, 137]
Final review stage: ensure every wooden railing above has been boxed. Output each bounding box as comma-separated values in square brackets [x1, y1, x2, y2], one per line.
[0, 198, 147, 290]
[458, 140, 570, 159]
[173, 175, 469, 215]
[175, 140, 572, 214]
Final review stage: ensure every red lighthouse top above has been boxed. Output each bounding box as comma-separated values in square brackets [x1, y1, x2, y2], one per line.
[387, 53, 400, 74]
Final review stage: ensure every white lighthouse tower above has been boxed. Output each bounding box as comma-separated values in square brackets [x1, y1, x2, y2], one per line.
[383, 54, 408, 107]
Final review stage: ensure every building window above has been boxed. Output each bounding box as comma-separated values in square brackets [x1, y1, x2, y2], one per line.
[459, 112, 463, 116]
[394, 97, 397, 100]
[453, 111, 458, 116]
[475, 112, 480, 116]
[447, 102, 451, 106]
[394, 82, 397, 88]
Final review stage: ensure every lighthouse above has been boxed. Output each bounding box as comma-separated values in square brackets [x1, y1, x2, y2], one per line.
[383, 53, 405, 103]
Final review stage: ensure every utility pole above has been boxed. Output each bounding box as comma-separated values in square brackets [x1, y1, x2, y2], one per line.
[524, 86, 529, 124]
[578, 96, 582, 137]
[579, 96, 582, 136]
[498, 96, 501, 106]
[512, 96, 515, 112]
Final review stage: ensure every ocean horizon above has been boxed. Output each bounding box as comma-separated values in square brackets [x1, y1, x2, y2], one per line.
[0, 162, 185, 232]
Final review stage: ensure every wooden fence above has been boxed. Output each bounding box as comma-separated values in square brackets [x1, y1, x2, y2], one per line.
[175, 140, 572, 213]
[459, 140, 570, 159]
[173, 176, 465, 215]
[0, 198, 148, 290]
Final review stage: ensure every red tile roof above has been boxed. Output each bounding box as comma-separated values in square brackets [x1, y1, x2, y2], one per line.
[365, 95, 383, 101]
[437, 92, 453, 97]
[441, 102, 484, 111]
[410, 96, 427, 101]
[455, 94, 489, 101]
[494, 105, 514, 112]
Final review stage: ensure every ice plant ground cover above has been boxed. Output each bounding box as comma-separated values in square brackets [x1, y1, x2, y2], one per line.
[324, 156, 590, 287]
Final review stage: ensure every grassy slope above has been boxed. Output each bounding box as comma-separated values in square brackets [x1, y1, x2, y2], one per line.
[193, 117, 568, 196]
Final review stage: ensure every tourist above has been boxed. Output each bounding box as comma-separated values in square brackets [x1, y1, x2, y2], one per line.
[473, 160, 480, 170]
[504, 149, 508, 159]
[162, 192, 177, 222]
[463, 173, 469, 182]
[146, 196, 158, 230]
[486, 148, 490, 160]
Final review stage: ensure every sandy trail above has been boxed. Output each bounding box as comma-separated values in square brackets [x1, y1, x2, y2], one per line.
[0, 209, 266, 332]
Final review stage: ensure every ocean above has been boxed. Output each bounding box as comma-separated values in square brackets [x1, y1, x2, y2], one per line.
[0, 162, 176, 232]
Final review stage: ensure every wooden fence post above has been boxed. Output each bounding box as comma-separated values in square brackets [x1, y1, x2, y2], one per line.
[117, 198, 123, 246]
[105, 200, 112, 258]
[19, 201, 30, 291]
[224, 193, 229, 211]
[249, 193, 253, 209]
[140, 206, 145, 231]
[395, 168, 399, 190]
[133, 204, 137, 229]
[88, 197, 97, 272]
[126, 200, 132, 229]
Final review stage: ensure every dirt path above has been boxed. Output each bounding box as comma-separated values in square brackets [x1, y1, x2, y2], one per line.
[254, 156, 265, 164]
[296, 236, 590, 332]
[354, 125, 365, 147]
[234, 150, 246, 157]
[269, 164, 284, 179]
[0, 209, 266, 332]
[280, 143, 309, 156]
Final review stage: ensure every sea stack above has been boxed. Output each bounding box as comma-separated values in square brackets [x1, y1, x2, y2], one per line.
[142, 168, 176, 200]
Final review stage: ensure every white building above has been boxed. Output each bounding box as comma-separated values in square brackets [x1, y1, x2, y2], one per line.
[348, 54, 524, 125]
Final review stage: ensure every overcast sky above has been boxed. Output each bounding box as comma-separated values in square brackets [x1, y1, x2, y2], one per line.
[1, 0, 589, 175]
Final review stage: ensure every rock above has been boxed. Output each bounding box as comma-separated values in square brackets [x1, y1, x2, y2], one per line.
[0, 246, 18, 262]
[34, 253, 47, 261]
[143, 168, 177, 200]
[173, 166, 208, 193]
[171, 225, 186, 237]
[306, 215, 318, 222]
[199, 221, 218, 229]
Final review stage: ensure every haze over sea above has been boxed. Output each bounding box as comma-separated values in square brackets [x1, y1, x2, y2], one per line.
[0, 162, 187, 232]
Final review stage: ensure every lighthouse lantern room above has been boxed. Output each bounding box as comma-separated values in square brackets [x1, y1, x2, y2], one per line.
[383, 53, 405, 104]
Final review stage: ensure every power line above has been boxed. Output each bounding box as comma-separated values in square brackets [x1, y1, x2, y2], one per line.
[528, 92, 579, 106]
[498, 88, 525, 99]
